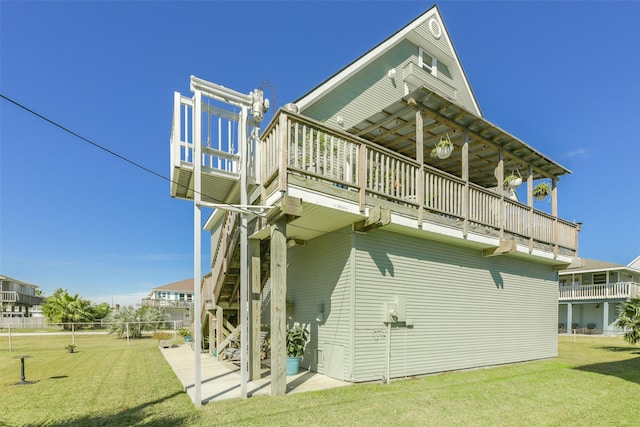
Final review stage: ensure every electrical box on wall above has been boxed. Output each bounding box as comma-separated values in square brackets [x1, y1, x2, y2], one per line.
[383, 296, 406, 323]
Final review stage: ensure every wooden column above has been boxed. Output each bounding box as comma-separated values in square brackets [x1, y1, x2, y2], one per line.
[415, 106, 424, 226]
[270, 220, 287, 396]
[216, 306, 223, 360]
[278, 113, 289, 192]
[249, 239, 262, 380]
[495, 148, 505, 239]
[552, 178, 558, 258]
[462, 130, 469, 237]
[358, 143, 366, 212]
[208, 313, 215, 357]
[527, 165, 534, 253]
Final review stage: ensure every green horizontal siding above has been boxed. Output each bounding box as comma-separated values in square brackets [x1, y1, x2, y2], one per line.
[287, 228, 353, 379]
[352, 229, 558, 382]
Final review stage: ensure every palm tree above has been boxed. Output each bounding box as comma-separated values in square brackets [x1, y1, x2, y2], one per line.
[615, 297, 640, 345]
[42, 288, 94, 330]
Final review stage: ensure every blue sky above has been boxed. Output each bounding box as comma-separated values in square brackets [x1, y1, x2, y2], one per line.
[1, 1, 639, 306]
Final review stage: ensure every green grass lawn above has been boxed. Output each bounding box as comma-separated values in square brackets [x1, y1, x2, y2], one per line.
[1, 334, 639, 426]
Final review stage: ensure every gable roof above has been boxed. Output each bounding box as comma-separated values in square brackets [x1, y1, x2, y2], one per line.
[0, 274, 39, 289]
[151, 278, 194, 293]
[295, 5, 481, 117]
[628, 255, 640, 270]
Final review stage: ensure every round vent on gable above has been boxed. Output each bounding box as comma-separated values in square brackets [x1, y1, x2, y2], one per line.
[429, 18, 442, 39]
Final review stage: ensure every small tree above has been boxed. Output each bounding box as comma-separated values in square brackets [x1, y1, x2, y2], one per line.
[615, 297, 640, 345]
[106, 305, 169, 339]
[42, 288, 95, 330]
[91, 302, 112, 321]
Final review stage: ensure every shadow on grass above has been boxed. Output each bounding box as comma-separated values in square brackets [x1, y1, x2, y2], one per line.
[22, 391, 190, 427]
[575, 356, 640, 385]
[597, 346, 640, 354]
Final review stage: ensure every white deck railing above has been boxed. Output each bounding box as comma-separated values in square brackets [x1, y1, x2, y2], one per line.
[141, 298, 193, 309]
[170, 91, 258, 179]
[0, 291, 43, 305]
[559, 282, 640, 301]
[261, 111, 579, 252]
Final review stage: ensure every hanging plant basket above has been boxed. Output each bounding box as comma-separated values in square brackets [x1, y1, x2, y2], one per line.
[430, 133, 453, 159]
[533, 182, 550, 200]
[503, 173, 522, 189]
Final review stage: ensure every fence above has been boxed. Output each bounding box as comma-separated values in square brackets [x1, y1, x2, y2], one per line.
[0, 321, 190, 352]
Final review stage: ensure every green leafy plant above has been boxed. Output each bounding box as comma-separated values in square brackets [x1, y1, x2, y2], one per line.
[177, 328, 191, 338]
[286, 325, 309, 358]
[503, 174, 522, 189]
[533, 182, 550, 199]
[65, 344, 77, 353]
[430, 134, 453, 159]
[615, 297, 640, 345]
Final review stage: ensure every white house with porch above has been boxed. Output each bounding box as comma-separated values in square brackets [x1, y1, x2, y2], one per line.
[558, 257, 640, 335]
[141, 278, 194, 326]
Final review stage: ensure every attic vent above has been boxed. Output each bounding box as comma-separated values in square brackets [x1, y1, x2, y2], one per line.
[429, 18, 442, 39]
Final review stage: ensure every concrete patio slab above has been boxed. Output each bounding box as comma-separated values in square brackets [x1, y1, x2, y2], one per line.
[161, 343, 350, 404]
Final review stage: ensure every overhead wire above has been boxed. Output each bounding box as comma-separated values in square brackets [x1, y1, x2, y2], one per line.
[0, 93, 260, 216]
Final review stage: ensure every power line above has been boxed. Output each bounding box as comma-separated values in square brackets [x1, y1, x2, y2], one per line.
[0, 93, 257, 215]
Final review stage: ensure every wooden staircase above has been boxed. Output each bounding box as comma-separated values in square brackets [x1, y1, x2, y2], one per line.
[201, 211, 271, 355]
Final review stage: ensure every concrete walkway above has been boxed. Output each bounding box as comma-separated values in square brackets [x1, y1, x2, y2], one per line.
[161, 343, 350, 404]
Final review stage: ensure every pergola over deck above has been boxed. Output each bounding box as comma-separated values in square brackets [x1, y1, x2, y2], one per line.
[353, 86, 570, 196]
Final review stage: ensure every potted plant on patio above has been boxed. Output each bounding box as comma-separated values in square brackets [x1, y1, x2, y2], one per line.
[286, 324, 309, 376]
[430, 134, 453, 159]
[178, 327, 192, 343]
[533, 182, 550, 200]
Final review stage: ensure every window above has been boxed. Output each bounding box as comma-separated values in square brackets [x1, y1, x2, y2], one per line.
[593, 273, 607, 285]
[419, 48, 452, 80]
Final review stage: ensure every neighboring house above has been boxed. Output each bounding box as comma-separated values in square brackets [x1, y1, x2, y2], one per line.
[0, 274, 45, 318]
[169, 6, 581, 393]
[0, 274, 46, 327]
[558, 257, 640, 335]
[141, 278, 194, 326]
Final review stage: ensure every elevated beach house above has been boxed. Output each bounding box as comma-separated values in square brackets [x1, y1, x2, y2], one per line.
[169, 6, 580, 395]
[141, 278, 194, 326]
[558, 257, 640, 335]
[0, 274, 46, 327]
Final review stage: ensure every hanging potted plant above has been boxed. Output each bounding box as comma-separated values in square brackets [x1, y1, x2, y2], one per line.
[430, 133, 453, 159]
[533, 182, 550, 200]
[503, 174, 522, 189]
[285, 325, 309, 376]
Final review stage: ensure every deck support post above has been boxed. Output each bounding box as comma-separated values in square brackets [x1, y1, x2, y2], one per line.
[567, 302, 573, 333]
[239, 106, 249, 399]
[603, 302, 609, 336]
[192, 89, 203, 407]
[270, 219, 288, 396]
[527, 165, 534, 253]
[462, 129, 469, 237]
[216, 306, 223, 360]
[495, 148, 505, 240]
[249, 239, 262, 380]
[552, 178, 558, 258]
[414, 105, 424, 227]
